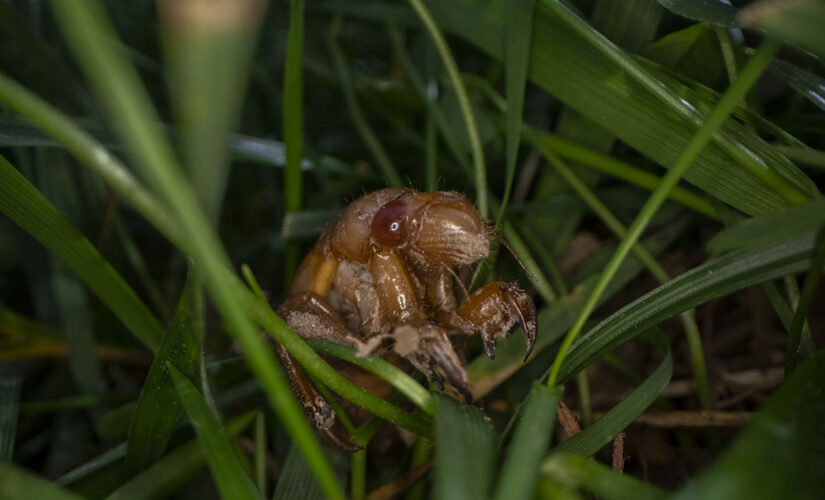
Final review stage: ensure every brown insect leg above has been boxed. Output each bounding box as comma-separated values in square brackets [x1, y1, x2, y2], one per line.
[454, 281, 537, 360]
[274, 342, 360, 452]
[279, 292, 387, 356]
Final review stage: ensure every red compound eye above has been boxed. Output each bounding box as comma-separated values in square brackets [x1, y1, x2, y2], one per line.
[371, 199, 408, 247]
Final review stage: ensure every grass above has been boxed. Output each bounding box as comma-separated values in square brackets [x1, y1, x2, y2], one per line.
[0, 0, 823, 499]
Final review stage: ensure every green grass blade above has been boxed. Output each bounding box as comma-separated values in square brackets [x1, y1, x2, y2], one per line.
[167, 363, 260, 500]
[785, 226, 825, 375]
[0, 462, 84, 500]
[329, 16, 403, 188]
[547, 37, 782, 387]
[768, 58, 825, 113]
[742, 0, 825, 59]
[161, 1, 260, 224]
[0, 375, 21, 460]
[497, 0, 534, 223]
[655, 0, 738, 26]
[426, 0, 816, 215]
[124, 271, 204, 476]
[555, 231, 818, 384]
[528, 130, 718, 219]
[284, 0, 305, 214]
[673, 347, 825, 500]
[309, 341, 436, 416]
[49, 3, 343, 497]
[493, 383, 560, 500]
[272, 444, 346, 500]
[410, 0, 488, 217]
[283, 0, 306, 284]
[106, 411, 256, 500]
[555, 334, 672, 456]
[434, 396, 497, 500]
[541, 453, 666, 500]
[0, 154, 163, 351]
[707, 198, 825, 254]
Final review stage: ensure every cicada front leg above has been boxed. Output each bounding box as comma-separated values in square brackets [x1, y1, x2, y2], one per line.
[451, 281, 538, 360]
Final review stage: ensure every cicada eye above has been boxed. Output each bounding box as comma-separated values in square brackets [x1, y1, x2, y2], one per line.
[371, 199, 408, 247]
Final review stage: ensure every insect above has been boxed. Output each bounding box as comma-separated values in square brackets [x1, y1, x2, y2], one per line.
[276, 188, 537, 450]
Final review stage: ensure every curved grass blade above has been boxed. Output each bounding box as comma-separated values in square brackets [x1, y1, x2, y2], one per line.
[556, 231, 818, 384]
[707, 197, 825, 254]
[768, 58, 825, 113]
[0, 462, 84, 500]
[540, 453, 666, 500]
[124, 271, 204, 476]
[434, 395, 497, 500]
[546, 36, 783, 388]
[49, 3, 343, 497]
[655, 0, 738, 27]
[493, 383, 560, 500]
[167, 363, 260, 500]
[0, 154, 163, 351]
[555, 333, 672, 456]
[673, 347, 825, 500]
[425, 0, 817, 215]
[105, 411, 256, 500]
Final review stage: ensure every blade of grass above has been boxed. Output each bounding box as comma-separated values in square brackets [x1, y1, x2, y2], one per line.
[541, 453, 666, 500]
[283, 0, 305, 285]
[309, 341, 436, 416]
[785, 225, 825, 375]
[497, 0, 534, 223]
[0, 375, 21, 460]
[329, 15, 402, 187]
[673, 346, 825, 500]
[385, 24, 471, 174]
[537, 144, 710, 408]
[707, 198, 825, 254]
[426, 0, 815, 214]
[529, 131, 718, 219]
[106, 411, 256, 500]
[554, 230, 819, 384]
[254, 413, 266, 496]
[5, 6, 430, 447]
[49, 3, 344, 497]
[160, 0, 261, 224]
[0, 462, 84, 500]
[0, 154, 163, 351]
[547, 37, 782, 387]
[434, 396, 496, 500]
[407, 0, 487, 217]
[124, 271, 204, 476]
[554, 333, 672, 456]
[492, 383, 560, 500]
[167, 363, 261, 500]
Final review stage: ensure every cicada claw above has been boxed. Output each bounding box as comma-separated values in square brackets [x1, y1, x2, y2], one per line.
[455, 281, 537, 361]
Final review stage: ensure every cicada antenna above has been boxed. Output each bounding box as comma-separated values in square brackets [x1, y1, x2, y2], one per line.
[493, 231, 539, 283]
